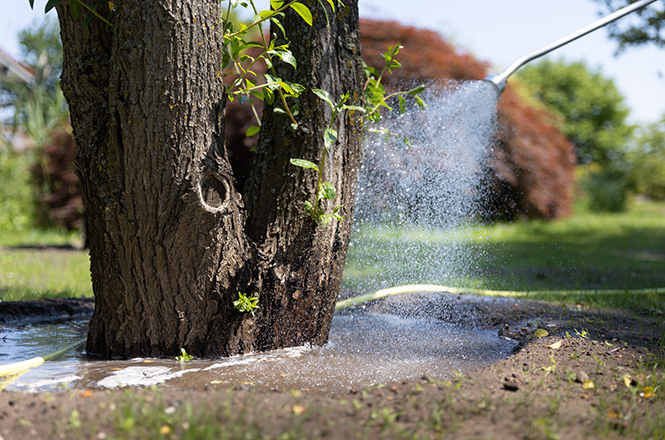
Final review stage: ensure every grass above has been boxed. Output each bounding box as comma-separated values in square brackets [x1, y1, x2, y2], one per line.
[343, 199, 665, 311]
[1, 191, 664, 307]
[0, 215, 90, 302]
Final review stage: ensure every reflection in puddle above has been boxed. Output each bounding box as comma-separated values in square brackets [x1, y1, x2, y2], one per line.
[2, 309, 516, 394]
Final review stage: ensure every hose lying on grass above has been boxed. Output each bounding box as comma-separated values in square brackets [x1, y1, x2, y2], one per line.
[335, 284, 664, 310]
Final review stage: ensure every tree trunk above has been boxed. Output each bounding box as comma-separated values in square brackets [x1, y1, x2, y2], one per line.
[57, 0, 363, 358]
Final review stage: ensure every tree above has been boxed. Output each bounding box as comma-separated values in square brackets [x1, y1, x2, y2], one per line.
[516, 58, 635, 211]
[2, 15, 68, 148]
[52, 0, 365, 358]
[591, 0, 665, 51]
[628, 116, 665, 199]
[516, 58, 633, 167]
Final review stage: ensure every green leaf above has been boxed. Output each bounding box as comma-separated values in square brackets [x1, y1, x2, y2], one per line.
[325, 0, 335, 12]
[398, 95, 406, 114]
[29, 0, 35, 9]
[312, 88, 333, 108]
[407, 84, 426, 95]
[290, 159, 319, 171]
[280, 51, 297, 69]
[44, 0, 63, 13]
[290, 2, 313, 26]
[342, 105, 366, 113]
[246, 125, 260, 137]
[415, 96, 426, 110]
[264, 88, 275, 105]
[363, 63, 379, 78]
[176, 348, 194, 362]
[320, 182, 336, 200]
[271, 17, 287, 37]
[270, 0, 285, 9]
[290, 83, 306, 94]
[324, 128, 337, 148]
[319, 214, 333, 225]
[273, 107, 286, 114]
[259, 10, 274, 19]
[250, 90, 265, 101]
[304, 200, 314, 212]
[69, 0, 82, 18]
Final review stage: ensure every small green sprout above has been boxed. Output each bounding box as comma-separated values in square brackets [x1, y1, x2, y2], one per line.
[234, 291, 259, 316]
[176, 348, 193, 363]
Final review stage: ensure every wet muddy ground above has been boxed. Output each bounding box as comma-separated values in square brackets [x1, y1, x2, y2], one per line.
[1, 293, 663, 439]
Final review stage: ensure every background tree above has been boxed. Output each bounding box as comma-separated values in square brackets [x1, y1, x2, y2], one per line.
[627, 116, 665, 199]
[53, 0, 364, 358]
[516, 58, 634, 211]
[592, 0, 665, 51]
[2, 16, 68, 148]
[1, 16, 83, 231]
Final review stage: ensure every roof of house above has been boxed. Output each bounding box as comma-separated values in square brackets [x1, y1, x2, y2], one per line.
[0, 47, 35, 84]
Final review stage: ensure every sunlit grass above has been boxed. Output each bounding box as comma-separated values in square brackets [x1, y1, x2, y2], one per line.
[343, 199, 665, 310]
[0, 228, 91, 301]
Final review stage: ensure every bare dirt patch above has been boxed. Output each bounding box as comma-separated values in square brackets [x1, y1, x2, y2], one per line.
[1, 295, 663, 439]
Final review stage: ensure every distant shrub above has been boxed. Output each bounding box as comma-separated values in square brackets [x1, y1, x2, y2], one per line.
[628, 118, 665, 200]
[30, 124, 84, 231]
[578, 164, 629, 212]
[0, 148, 35, 232]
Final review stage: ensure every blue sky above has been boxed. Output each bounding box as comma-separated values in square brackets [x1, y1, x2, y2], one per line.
[2, 0, 664, 123]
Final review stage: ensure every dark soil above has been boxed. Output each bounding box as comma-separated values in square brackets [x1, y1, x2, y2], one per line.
[1, 295, 663, 439]
[0, 297, 94, 325]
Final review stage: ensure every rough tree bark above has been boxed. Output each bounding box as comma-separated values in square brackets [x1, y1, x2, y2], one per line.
[56, 0, 364, 358]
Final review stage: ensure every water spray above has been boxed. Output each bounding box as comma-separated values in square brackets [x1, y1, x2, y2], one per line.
[484, 0, 658, 95]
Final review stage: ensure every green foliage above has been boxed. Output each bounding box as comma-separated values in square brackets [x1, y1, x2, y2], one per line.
[290, 92, 364, 225]
[578, 164, 630, 212]
[233, 292, 259, 316]
[291, 45, 425, 225]
[516, 58, 635, 212]
[0, 149, 35, 232]
[176, 348, 194, 362]
[37, 0, 113, 26]
[362, 44, 426, 123]
[627, 117, 665, 200]
[592, 0, 665, 51]
[222, 0, 328, 129]
[2, 16, 69, 149]
[516, 58, 633, 167]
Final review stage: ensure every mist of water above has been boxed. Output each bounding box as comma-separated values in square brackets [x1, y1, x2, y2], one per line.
[346, 80, 500, 291]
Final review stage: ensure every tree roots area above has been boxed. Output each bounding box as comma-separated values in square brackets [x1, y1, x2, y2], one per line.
[1, 296, 663, 439]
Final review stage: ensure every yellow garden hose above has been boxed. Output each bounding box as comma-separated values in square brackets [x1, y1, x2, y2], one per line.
[1, 284, 661, 381]
[335, 284, 664, 310]
[0, 338, 86, 378]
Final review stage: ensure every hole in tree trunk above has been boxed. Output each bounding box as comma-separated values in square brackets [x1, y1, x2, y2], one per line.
[199, 171, 231, 212]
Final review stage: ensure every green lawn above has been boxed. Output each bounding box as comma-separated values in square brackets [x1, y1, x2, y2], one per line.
[0, 229, 91, 301]
[1, 199, 664, 308]
[343, 199, 665, 310]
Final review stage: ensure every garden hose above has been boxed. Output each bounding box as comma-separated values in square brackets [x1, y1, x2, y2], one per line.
[0, 284, 661, 381]
[0, 337, 86, 379]
[335, 284, 664, 310]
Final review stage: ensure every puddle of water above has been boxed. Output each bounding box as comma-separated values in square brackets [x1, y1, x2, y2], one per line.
[1, 307, 516, 394]
[0, 319, 88, 391]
